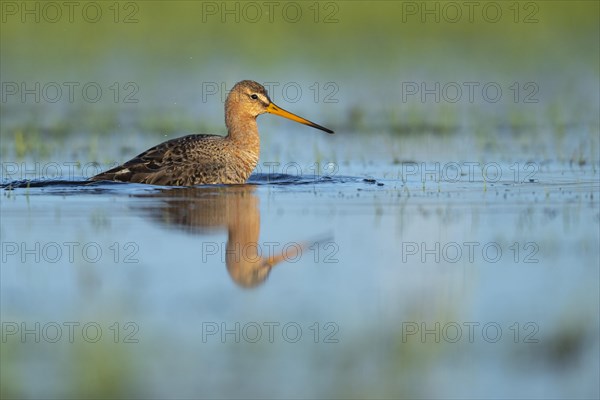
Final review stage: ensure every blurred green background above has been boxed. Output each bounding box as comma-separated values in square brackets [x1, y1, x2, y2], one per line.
[1, 1, 598, 158]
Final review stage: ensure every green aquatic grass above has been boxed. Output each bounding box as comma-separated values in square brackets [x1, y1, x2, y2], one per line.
[11, 129, 54, 159]
[0, 326, 140, 398]
[13, 130, 27, 158]
[68, 340, 140, 398]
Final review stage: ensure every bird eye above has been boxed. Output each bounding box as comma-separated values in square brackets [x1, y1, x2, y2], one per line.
[251, 94, 258, 100]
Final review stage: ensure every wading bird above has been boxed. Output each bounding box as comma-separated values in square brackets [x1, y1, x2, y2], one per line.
[90, 80, 334, 186]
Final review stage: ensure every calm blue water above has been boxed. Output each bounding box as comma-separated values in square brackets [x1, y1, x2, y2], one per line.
[2, 137, 598, 398]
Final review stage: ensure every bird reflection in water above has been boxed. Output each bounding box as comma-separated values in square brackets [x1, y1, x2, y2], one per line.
[134, 186, 312, 288]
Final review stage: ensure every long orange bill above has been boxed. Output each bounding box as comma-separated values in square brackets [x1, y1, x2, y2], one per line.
[266, 103, 334, 134]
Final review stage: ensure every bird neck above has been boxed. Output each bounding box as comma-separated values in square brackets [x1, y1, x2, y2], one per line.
[225, 113, 260, 152]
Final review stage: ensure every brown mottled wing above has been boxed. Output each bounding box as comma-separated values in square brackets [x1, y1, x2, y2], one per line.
[90, 134, 227, 186]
